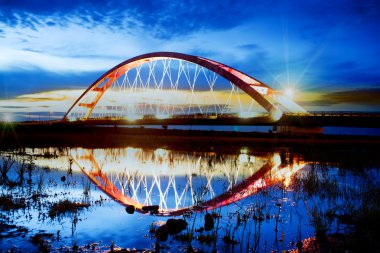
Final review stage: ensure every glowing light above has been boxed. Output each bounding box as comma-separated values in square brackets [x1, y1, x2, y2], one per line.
[238, 154, 249, 164]
[155, 114, 170, 119]
[124, 115, 143, 121]
[240, 147, 249, 154]
[252, 178, 267, 188]
[270, 110, 283, 121]
[154, 148, 168, 158]
[284, 87, 295, 99]
[3, 113, 13, 122]
[238, 112, 257, 118]
[274, 163, 306, 187]
[271, 153, 282, 169]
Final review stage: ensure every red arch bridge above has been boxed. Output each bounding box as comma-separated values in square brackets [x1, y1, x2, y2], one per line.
[63, 52, 305, 122]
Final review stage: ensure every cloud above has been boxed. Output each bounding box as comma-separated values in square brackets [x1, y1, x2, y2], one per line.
[0, 47, 121, 72]
[0, 89, 84, 113]
[0, 15, 158, 72]
[237, 44, 260, 51]
[1, 0, 380, 101]
[0, 0, 259, 37]
[298, 88, 380, 108]
[2, 85, 380, 122]
[0, 14, 277, 74]
[0, 87, 265, 118]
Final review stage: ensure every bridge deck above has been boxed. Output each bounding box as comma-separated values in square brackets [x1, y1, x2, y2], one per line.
[55, 113, 380, 128]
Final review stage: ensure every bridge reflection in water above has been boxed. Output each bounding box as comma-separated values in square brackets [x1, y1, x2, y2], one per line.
[70, 147, 305, 216]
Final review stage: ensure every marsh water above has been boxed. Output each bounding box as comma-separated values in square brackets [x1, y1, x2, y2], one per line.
[1, 144, 379, 252]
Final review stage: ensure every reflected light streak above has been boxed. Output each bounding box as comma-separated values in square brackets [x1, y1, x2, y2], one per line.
[154, 148, 168, 158]
[238, 154, 249, 164]
[70, 148, 306, 216]
[7, 147, 306, 216]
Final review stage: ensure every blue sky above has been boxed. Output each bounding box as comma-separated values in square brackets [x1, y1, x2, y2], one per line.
[0, 0, 380, 115]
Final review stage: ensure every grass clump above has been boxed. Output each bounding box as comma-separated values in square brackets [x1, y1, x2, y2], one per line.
[31, 232, 53, 253]
[0, 194, 26, 210]
[49, 199, 90, 218]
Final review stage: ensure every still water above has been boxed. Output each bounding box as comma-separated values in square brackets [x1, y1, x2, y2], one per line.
[1, 145, 379, 252]
[104, 125, 380, 136]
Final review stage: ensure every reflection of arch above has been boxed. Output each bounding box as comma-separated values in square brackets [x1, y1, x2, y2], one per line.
[63, 52, 304, 121]
[71, 150, 304, 216]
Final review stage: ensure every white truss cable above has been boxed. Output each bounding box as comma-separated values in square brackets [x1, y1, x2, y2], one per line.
[201, 67, 222, 115]
[221, 82, 235, 114]
[69, 56, 284, 120]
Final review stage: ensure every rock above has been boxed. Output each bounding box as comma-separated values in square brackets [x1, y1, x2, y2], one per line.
[204, 213, 214, 231]
[125, 205, 135, 214]
[223, 235, 238, 245]
[166, 219, 188, 235]
[195, 227, 204, 233]
[60, 176, 66, 182]
[155, 224, 168, 241]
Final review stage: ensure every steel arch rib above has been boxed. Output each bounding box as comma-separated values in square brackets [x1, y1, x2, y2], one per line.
[63, 52, 282, 120]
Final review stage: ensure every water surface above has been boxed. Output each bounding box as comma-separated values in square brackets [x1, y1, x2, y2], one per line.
[0, 145, 379, 252]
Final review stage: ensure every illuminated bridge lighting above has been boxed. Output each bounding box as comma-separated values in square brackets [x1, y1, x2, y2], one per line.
[3, 113, 13, 122]
[63, 52, 306, 122]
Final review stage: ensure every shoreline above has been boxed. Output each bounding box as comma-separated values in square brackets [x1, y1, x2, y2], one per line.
[1, 123, 380, 150]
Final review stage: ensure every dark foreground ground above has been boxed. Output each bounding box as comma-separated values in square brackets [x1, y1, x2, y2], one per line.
[1, 122, 380, 150]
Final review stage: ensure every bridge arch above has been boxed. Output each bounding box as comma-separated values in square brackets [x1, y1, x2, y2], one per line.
[64, 52, 304, 121]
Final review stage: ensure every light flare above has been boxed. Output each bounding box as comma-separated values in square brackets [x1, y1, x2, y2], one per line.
[284, 87, 295, 99]
[3, 113, 13, 122]
[270, 110, 283, 121]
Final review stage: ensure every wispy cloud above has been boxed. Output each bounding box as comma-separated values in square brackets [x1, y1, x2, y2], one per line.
[0, 87, 261, 121]
[0, 89, 84, 114]
[2, 86, 379, 120]
[0, 1, 259, 37]
[296, 88, 380, 112]
[0, 47, 121, 72]
[309, 88, 380, 106]
[0, 10, 262, 73]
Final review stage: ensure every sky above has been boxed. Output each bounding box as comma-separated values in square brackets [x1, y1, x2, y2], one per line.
[1, 0, 380, 120]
